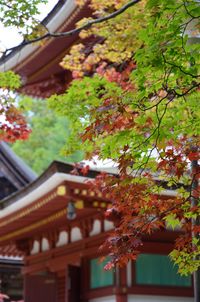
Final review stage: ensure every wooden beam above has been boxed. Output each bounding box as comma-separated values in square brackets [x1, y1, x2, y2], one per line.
[116, 294, 127, 302]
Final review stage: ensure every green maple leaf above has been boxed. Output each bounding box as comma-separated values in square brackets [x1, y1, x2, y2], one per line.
[165, 213, 181, 230]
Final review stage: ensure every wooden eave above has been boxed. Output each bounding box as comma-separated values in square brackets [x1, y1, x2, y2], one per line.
[0, 161, 102, 209]
[15, 6, 89, 82]
[0, 0, 92, 97]
[0, 161, 110, 246]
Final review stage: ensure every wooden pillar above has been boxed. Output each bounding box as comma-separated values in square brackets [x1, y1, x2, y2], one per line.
[23, 273, 28, 302]
[115, 266, 128, 302]
[80, 258, 89, 302]
[57, 267, 69, 302]
[116, 295, 127, 302]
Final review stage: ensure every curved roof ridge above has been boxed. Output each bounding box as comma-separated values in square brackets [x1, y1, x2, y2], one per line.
[0, 160, 102, 218]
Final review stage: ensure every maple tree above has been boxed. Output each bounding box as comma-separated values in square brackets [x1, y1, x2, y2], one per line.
[0, 71, 30, 142]
[48, 0, 200, 278]
[0, 0, 199, 286]
[0, 291, 23, 302]
[0, 0, 47, 142]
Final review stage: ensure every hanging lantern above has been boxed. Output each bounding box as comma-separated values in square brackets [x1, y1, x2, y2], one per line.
[67, 201, 76, 220]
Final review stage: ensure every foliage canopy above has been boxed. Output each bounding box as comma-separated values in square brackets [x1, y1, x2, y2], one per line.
[0, 0, 47, 142]
[49, 0, 200, 275]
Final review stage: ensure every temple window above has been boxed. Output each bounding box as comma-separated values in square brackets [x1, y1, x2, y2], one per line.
[90, 258, 114, 289]
[135, 253, 192, 287]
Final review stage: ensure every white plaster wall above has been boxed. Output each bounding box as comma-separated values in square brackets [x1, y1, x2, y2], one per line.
[104, 220, 114, 231]
[128, 295, 194, 302]
[89, 296, 115, 302]
[30, 240, 40, 255]
[90, 219, 101, 236]
[56, 231, 68, 247]
[41, 238, 49, 251]
[71, 227, 82, 242]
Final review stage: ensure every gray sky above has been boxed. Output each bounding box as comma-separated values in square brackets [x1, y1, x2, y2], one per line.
[0, 0, 58, 50]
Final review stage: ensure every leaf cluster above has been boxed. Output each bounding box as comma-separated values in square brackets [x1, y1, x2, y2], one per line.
[0, 0, 47, 35]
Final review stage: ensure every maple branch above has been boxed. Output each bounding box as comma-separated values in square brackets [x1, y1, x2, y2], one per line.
[133, 182, 198, 238]
[0, 2, 12, 9]
[134, 99, 172, 176]
[116, 197, 189, 246]
[0, 0, 141, 62]
[162, 52, 200, 78]
[183, 1, 200, 19]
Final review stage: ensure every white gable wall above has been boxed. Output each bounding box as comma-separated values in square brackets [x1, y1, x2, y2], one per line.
[89, 295, 193, 302]
[128, 295, 193, 302]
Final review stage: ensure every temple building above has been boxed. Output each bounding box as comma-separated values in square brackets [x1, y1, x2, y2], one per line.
[0, 0, 196, 301]
[0, 142, 36, 300]
[0, 160, 194, 302]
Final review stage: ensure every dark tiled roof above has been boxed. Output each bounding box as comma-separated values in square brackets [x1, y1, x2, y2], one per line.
[0, 142, 37, 191]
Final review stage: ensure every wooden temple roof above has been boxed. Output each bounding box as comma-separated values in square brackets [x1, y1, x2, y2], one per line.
[0, 161, 111, 256]
[0, 0, 91, 98]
